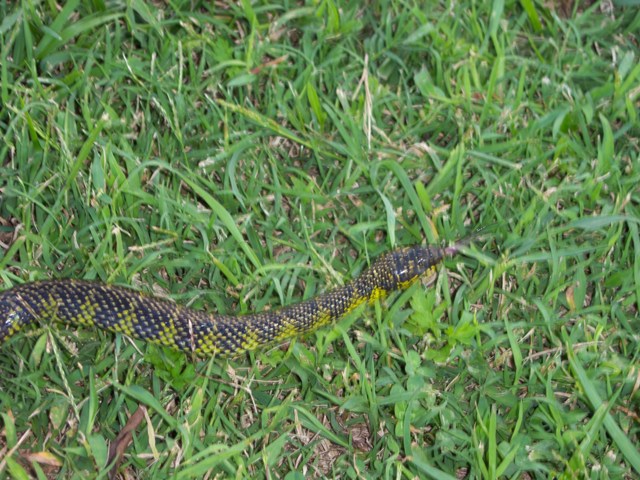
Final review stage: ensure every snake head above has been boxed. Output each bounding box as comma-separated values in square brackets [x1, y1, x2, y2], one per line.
[355, 244, 449, 296]
[388, 245, 448, 286]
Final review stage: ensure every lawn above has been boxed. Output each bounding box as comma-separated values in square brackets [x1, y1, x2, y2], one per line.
[0, 0, 639, 478]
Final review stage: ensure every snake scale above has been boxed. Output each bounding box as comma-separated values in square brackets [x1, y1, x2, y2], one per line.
[0, 244, 459, 357]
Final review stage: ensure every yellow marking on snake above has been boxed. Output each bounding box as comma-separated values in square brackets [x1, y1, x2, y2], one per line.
[0, 244, 453, 357]
[75, 300, 98, 327]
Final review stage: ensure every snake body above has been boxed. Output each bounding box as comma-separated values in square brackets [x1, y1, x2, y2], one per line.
[0, 244, 454, 357]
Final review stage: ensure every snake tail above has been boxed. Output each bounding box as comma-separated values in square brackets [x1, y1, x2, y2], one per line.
[0, 244, 454, 357]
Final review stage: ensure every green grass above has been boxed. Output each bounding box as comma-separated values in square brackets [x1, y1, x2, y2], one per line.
[1, 0, 639, 478]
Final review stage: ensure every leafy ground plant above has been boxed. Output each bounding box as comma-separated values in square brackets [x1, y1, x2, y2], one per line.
[0, 1, 639, 478]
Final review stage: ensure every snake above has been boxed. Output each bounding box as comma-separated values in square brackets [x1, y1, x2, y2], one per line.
[0, 243, 460, 357]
